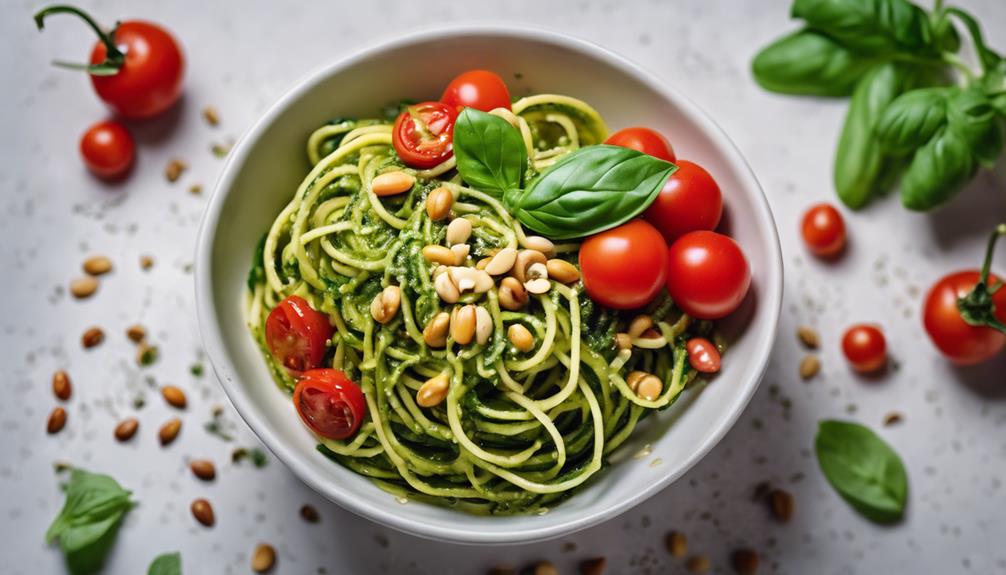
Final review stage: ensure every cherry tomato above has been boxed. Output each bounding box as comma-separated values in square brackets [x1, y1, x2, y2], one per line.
[686, 338, 721, 373]
[644, 160, 723, 242]
[392, 101, 458, 169]
[801, 203, 847, 257]
[923, 271, 1006, 365]
[293, 369, 366, 440]
[842, 324, 887, 373]
[604, 127, 676, 162]
[80, 120, 135, 179]
[579, 220, 668, 309]
[666, 231, 751, 320]
[265, 296, 333, 374]
[440, 70, 512, 112]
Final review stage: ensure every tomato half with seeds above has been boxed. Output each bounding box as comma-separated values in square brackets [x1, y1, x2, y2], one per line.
[604, 127, 676, 163]
[293, 369, 366, 440]
[392, 101, 458, 169]
[265, 295, 333, 374]
[440, 70, 512, 112]
[579, 220, 669, 309]
[923, 271, 1006, 365]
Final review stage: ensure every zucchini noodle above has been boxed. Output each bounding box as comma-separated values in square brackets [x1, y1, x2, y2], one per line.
[245, 93, 719, 514]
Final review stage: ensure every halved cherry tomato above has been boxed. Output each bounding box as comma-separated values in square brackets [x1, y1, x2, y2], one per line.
[604, 127, 676, 163]
[392, 101, 458, 169]
[842, 324, 887, 373]
[801, 203, 846, 257]
[644, 160, 722, 242]
[80, 120, 135, 179]
[440, 70, 512, 112]
[686, 338, 721, 373]
[579, 220, 668, 309]
[265, 296, 333, 374]
[293, 369, 366, 440]
[666, 231, 751, 320]
[923, 271, 1006, 365]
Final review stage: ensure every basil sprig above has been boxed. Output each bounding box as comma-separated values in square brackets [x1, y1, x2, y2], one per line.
[453, 109, 676, 239]
[752, 0, 1006, 212]
[815, 420, 908, 524]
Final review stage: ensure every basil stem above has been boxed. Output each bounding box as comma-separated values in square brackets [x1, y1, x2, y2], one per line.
[957, 223, 1006, 335]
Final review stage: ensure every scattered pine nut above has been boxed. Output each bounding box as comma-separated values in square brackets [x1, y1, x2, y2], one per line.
[299, 504, 320, 523]
[190, 459, 216, 481]
[799, 355, 820, 380]
[159, 418, 182, 446]
[731, 548, 759, 575]
[81, 327, 104, 349]
[52, 370, 71, 401]
[189, 184, 203, 195]
[883, 411, 904, 426]
[666, 530, 688, 558]
[126, 324, 147, 343]
[161, 386, 187, 409]
[579, 557, 607, 575]
[686, 555, 711, 574]
[190, 498, 215, 526]
[47, 407, 67, 434]
[797, 325, 820, 348]
[769, 488, 794, 522]
[70, 276, 99, 299]
[251, 543, 276, 573]
[165, 159, 187, 182]
[140, 255, 155, 270]
[202, 106, 220, 126]
[82, 255, 113, 276]
[533, 561, 558, 575]
[114, 418, 139, 442]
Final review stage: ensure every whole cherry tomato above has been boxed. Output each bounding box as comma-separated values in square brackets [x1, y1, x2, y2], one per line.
[293, 369, 366, 440]
[842, 324, 887, 373]
[666, 231, 751, 319]
[686, 338, 722, 373]
[265, 296, 333, 374]
[80, 120, 134, 179]
[392, 101, 458, 169]
[604, 127, 676, 162]
[801, 203, 847, 257]
[440, 70, 512, 112]
[35, 5, 185, 119]
[644, 160, 723, 242]
[923, 271, 1006, 364]
[579, 220, 669, 309]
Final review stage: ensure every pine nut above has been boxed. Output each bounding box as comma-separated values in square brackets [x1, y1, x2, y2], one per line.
[190, 459, 216, 481]
[498, 277, 528, 310]
[52, 370, 71, 401]
[370, 285, 401, 324]
[423, 312, 451, 348]
[299, 504, 320, 523]
[615, 333, 632, 350]
[508, 324, 534, 352]
[514, 249, 547, 283]
[417, 373, 450, 407]
[47, 407, 67, 434]
[580, 557, 607, 575]
[83, 255, 113, 275]
[126, 324, 146, 343]
[191, 498, 215, 526]
[450, 243, 470, 265]
[533, 561, 558, 575]
[524, 278, 551, 294]
[451, 305, 477, 345]
[797, 325, 820, 348]
[165, 159, 187, 182]
[81, 327, 104, 348]
[636, 375, 663, 401]
[546, 259, 580, 283]
[523, 235, 555, 255]
[627, 315, 653, 339]
[475, 306, 492, 345]
[476, 257, 491, 270]
[526, 262, 548, 281]
[422, 245, 455, 266]
[449, 267, 477, 293]
[371, 171, 415, 196]
[626, 371, 648, 391]
[686, 555, 710, 573]
[70, 276, 99, 299]
[446, 218, 472, 246]
[203, 106, 220, 126]
[769, 488, 794, 522]
[485, 247, 517, 276]
[159, 418, 182, 446]
[799, 355, 820, 380]
[426, 187, 454, 221]
[161, 385, 187, 409]
[434, 272, 460, 303]
[432, 265, 448, 279]
[666, 531, 688, 558]
[732, 549, 759, 575]
[251, 543, 277, 573]
[114, 417, 139, 441]
[473, 269, 494, 293]
[139, 255, 155, 270]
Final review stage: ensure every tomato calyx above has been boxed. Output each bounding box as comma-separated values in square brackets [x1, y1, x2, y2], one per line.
[34, 5, 125, 76]
[958, 223, 1006, 335]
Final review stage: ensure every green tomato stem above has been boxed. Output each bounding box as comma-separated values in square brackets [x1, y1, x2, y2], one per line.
[957, 223, 1006, 335]
[33, 4, 125, 74]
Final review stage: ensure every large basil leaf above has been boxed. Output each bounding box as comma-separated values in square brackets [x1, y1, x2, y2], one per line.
[946, 87, 1004, 168]
[792, 0, 935, 55]
[751, 29, 874, 96]
[834, 63, 916, 209]
[876, 87, 949, 154]
[815, 420, 908, 524]
[453, 108, 527, 198]
[513, 145, 676, 240]
[900, 126, 976, 210]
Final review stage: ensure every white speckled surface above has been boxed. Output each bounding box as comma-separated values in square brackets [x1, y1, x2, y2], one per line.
[2, 0, 1006, 573]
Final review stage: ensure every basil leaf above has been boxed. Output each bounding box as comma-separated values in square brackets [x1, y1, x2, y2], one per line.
[751, 30, 874, 96]
[148, 552, 182, 575]
[834, 63, 916, 209]
[453, 108, 527, 198]
[947, 87, 1004, 168]
[876, 87, 949, 154]
[815, 420, 908, 524]
[513, 145, 675, 240]
[900, 126, 976, 210]
[792, 0, 936, 55]
[46, 469, 134, 573]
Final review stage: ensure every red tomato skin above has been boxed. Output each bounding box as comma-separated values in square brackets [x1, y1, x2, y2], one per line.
[923, 271, 1006, 365]
[80, 120, 135, 179]
[801, 203, 847, 257]
[686, 338, 722, 373]
[665, 231, 751, 320]
[293, 369, 366, 440]
[579, 220, 669, 310]
[644, 160, 722, 242]
[392, 101, 458, 169]
[440, 70, 511, 112]
[842, 324, 887, 373]
[604, 127, 676, 162]
[265, 296, 333, 374]
[89, 21, 184, 119]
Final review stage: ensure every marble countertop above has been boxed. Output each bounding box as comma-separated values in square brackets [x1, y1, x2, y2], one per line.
[3, 0, 1005, 573]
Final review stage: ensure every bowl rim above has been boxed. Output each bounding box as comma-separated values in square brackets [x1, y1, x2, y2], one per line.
[195, 22, 783, 545]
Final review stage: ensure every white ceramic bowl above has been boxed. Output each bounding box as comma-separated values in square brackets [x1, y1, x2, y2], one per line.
[196, 25, 782, 545]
